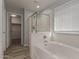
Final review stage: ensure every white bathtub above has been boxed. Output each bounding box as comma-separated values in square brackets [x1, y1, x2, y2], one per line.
[33, 42, 79, 59]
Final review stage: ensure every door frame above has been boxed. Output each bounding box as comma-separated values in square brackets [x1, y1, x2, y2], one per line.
[6, 11, 24, 47]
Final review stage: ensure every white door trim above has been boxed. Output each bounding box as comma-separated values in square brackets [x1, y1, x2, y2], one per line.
[6, 11, 24, 47]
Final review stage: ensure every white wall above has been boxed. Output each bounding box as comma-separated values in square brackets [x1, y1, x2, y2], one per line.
[0, 0, 5, 59]
[53, 0, 79, 48]
[6, 12, 11, 48]
[24, 9, 33, 46]
[2, 0, 6, 52]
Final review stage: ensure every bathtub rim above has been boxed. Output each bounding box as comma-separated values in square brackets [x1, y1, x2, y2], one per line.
[33, 41, 79, 59]
[48, 41, 79, 52]
[34, 45, 59, 59]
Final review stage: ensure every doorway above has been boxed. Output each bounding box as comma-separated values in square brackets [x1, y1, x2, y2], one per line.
[4, 12, 31, 59]
[10, 15, 21, 46]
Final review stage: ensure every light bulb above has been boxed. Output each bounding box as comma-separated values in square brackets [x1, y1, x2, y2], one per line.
[37, 5, 40, 8]
[11, 14, 16, 17]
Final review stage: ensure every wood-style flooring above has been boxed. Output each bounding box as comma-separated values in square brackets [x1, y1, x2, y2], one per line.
[4, 39, 31, 59]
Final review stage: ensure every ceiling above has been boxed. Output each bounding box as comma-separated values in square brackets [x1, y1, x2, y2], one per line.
[6, 0, 70, 12]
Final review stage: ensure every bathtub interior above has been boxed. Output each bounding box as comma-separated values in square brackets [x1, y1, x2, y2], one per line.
[31, 32, 79, 59]
[34, 46, 55, 59]
[43, 42, 79, 59]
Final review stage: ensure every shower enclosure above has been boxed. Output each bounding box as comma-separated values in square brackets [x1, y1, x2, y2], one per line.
[28, 12, 50, 47]
[28, 12, 51, 59]
[29, 12, 50, 33]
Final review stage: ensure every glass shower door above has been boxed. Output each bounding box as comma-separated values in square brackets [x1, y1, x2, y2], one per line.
[37, 14, 50, 32]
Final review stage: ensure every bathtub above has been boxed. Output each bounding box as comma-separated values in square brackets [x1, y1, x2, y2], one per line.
[33, 42, 79, 59]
